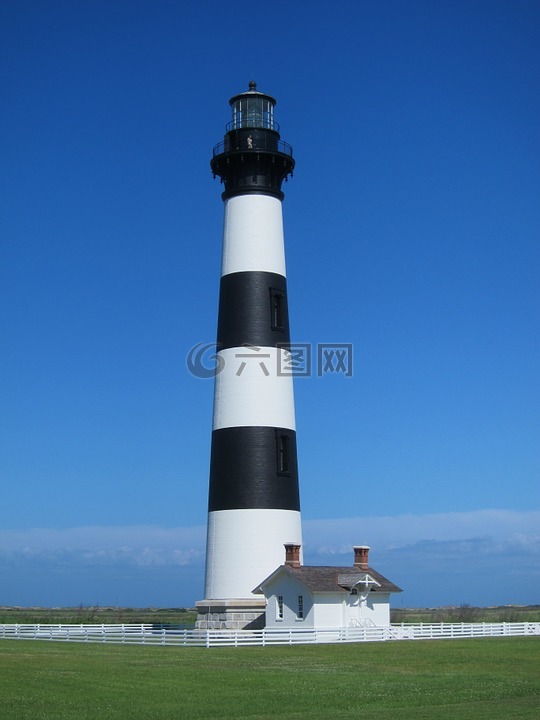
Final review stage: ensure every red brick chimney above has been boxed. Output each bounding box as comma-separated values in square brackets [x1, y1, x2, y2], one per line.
[284, 543, 301, 568]
[353, 545, 370, 570]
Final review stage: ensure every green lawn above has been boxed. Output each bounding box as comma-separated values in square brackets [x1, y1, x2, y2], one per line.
[0, 607, 197, 625]
[0, 637, 538, 719]
[1, 604, 538, 625]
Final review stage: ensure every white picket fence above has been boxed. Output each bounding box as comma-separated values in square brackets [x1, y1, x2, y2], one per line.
[1, 621, 539, 647]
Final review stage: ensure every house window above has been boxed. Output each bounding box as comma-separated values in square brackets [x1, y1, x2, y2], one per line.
[297, 595, 304, 620]
[351, 588, 358, 596]
[277, 595, 284, 620]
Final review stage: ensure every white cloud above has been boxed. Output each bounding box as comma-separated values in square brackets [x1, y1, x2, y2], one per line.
[0, 525, 206, 568]
[298, 509, 540, 607]
[302, 509, 540, 557]
[1, 510, 538, 606]
[1, 510, 539, 566]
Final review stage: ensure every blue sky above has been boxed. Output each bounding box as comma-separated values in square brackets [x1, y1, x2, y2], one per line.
[1, 0, 539, 608]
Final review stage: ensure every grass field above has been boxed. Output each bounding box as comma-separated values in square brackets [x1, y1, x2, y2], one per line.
[1, 637, 538, 719]
[2, 604, 539, 626]
[391, 604, 540, 624]
[0, 607, 197, 626]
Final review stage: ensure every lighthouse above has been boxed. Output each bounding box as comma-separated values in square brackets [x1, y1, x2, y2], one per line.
[196, 82, 302, 629]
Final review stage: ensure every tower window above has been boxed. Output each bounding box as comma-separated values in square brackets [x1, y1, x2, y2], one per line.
[270, 288, 285, 331]
[277, 433, 290, 475]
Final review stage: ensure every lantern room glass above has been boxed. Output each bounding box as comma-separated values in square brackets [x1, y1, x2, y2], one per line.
[231, 97, 274, 130]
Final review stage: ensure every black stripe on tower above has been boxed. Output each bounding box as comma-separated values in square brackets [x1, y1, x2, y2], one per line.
[217, 271, 290, 350]
[209, 427, 299, 511]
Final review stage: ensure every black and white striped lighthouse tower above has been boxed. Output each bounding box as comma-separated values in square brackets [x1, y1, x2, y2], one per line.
[196, 82, 302, 629]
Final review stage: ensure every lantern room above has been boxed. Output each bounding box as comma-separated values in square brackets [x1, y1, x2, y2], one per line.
[228, 80, 277, 131]
[211, 81, 294, 200]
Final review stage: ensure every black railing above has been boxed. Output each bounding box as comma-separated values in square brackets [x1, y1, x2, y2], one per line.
[213, 138, 293, 157]
[226, 118, 280, 133]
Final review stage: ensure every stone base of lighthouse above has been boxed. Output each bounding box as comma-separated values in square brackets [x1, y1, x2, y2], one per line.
[195, 598, 266, 630]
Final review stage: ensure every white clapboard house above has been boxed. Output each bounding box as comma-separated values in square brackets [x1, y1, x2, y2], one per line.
[254, 545, 402, 629]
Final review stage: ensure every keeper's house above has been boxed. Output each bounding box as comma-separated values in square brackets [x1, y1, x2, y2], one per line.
[254, 545, 402, 629]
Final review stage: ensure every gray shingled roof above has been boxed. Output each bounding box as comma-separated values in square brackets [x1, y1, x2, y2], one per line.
[254, 565, 402, 595]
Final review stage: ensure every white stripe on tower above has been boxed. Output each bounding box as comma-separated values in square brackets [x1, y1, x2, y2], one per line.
[221, 195, 286, 276]
[212, 347, 295, 431]
[203, 82, 302, 601]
